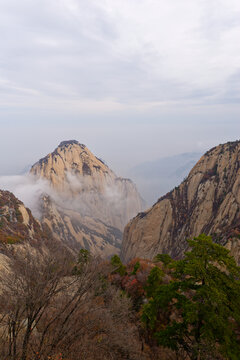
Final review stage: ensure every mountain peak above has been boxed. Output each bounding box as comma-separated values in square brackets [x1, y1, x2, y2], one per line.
[29, 141, 144, 254]
[58, 140, 86, 148]
[31, 140, 111, 190]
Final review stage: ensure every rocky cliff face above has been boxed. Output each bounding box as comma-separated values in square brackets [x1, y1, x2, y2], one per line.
[30, 140, 144, 256]
[40, 195, 122, 257]
[0, 190, 44, 245]
[121, 140, 240, 263]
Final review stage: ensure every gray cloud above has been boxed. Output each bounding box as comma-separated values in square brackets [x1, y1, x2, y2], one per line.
[0, 171, 143, 229]
[0, 174, 51, 217]
[0, 0, 240, 108]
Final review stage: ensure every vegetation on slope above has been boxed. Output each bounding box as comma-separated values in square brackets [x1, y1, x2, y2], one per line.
[142, 235, 240, 359]
[0, 234, 240, 359]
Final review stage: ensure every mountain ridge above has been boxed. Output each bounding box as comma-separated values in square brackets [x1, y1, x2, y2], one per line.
[128, 152, 202, 204]
[121, 140, 240, 263]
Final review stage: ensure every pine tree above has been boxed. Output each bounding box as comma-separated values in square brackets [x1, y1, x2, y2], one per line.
[142, 234, 240, 360]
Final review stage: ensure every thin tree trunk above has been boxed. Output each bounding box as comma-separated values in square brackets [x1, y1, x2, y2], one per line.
[21, 321, 32, 360]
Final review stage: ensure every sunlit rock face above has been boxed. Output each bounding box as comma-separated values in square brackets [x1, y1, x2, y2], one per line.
[121, 140, 240, 264]
[30, 140, 144, 257]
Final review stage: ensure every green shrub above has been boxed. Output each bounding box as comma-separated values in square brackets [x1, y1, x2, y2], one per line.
[110, 255, 126, 276]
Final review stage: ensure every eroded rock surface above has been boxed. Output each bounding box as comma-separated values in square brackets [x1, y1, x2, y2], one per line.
[0, 190, 44, 245]
[31, 140, 144, 256]
[40, 195, 122, 257]
[121, 140, 240, 263]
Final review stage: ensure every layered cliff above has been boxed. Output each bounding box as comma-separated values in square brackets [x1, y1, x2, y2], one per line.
[121, 140, 240, 263]
[30, 140, 144, 256]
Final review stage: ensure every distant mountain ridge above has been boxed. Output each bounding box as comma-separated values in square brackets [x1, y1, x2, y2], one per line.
[121, 140, 240, 264]
[128, 152, 202, 204]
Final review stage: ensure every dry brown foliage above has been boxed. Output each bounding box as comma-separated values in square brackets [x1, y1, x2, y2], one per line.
[0, 248, 150, 360]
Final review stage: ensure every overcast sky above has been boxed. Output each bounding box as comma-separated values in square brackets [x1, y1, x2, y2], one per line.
[0, 0, 240, 176]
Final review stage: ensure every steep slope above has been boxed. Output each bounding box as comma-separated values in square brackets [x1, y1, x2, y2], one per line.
[0, 190, 44, 245]
[30, 140, 144, 256]
[121, 140, 240, 263]
[0, 190, 75, 275]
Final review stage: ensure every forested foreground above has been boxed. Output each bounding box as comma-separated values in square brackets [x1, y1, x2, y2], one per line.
[0, 235, 240, 360]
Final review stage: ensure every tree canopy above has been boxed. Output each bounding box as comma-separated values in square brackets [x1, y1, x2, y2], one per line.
[142, 234, 240, 360]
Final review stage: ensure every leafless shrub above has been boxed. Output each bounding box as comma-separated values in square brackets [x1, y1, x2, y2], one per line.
[0, 249, 148, 360]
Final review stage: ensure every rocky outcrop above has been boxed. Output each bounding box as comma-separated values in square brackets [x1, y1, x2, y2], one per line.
[0, 190, 74, 273]
[121, 140, 240, 263]
[30, 140, 144, 256]
[0, 190, 44, 245]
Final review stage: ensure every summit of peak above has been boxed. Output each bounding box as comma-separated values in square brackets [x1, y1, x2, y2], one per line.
[58, 140, 86, 148]
[30, 140, 112, 187]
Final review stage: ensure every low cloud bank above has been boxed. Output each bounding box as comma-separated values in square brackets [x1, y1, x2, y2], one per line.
[0, 172, 142, 229]
[0, 174, 51, 218]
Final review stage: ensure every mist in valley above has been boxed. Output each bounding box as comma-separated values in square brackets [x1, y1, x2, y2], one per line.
[0, 170, 143, 229]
